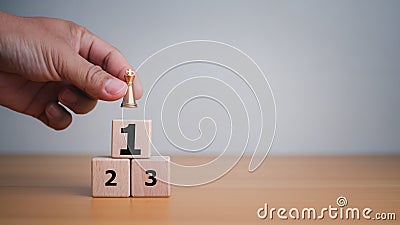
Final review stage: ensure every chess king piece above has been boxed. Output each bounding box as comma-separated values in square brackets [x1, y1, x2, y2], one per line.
[121, 68, 137, 108]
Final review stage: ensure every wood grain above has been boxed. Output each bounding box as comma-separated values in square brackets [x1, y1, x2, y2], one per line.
[0, 155, 399, 224]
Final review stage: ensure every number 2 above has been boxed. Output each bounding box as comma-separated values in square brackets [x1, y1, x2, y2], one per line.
[120, 124, 141, 155]
[105, 170, 117, 186]
[145, 170, 157, 186]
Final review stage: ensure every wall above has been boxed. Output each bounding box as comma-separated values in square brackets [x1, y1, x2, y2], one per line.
[0, 0, 399, 155]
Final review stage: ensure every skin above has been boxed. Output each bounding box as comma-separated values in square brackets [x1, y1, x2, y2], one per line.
[0, 11, 142, 130]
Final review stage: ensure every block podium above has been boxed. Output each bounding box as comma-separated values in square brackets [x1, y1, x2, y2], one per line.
[91, 120, 170, 197]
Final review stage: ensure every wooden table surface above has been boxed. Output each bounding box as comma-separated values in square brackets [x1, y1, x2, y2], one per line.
[0, 155, 399, 225]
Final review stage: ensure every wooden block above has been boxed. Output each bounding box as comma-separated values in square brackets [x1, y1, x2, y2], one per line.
[91, 157, 130, 197]
[131, 156, 170, 197]
[111, 120, 151, 159]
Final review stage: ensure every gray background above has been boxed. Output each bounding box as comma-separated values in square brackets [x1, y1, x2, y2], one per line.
[0, 0, 399, 155]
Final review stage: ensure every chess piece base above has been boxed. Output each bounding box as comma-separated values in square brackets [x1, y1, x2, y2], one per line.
[121, 102, 137, 108]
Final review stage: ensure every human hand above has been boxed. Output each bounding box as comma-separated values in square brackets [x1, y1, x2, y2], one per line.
[0, 11, 142, 130]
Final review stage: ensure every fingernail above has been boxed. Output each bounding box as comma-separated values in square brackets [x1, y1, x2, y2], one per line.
[46, 103, 63, 120]
[60, 89, 78, 104]
[105, 79, 127, 96]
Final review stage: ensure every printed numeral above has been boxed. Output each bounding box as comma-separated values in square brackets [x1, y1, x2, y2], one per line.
[105, 170, 117, 186]
[145, 169, 157, 186]
[120, 124, 141, 155]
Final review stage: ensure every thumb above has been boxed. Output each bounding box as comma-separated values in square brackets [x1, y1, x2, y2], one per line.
[60, 52, 127, 101]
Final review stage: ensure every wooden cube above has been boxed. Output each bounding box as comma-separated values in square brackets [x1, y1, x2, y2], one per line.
[111, 120, 151, 159]
[131, 156, 170, 197]
[91, 157, 130, 197]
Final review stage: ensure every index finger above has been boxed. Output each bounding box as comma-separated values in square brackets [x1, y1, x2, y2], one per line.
[77, 28, 143, 99]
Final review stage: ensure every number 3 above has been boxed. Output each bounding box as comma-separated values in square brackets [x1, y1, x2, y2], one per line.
[145, 170, 157, 186]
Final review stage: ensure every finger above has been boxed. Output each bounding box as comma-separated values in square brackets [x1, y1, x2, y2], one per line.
[78, 29, 143, 99]
[0, 72, 73, 130]
[42, 102, 72, 130]
[59, 49, 127, 101]
[58, 86, 97, 114]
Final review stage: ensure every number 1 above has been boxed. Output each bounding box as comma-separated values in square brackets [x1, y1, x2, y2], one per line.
[145, 170, 157, 186]
[120, 124, 141, 155]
